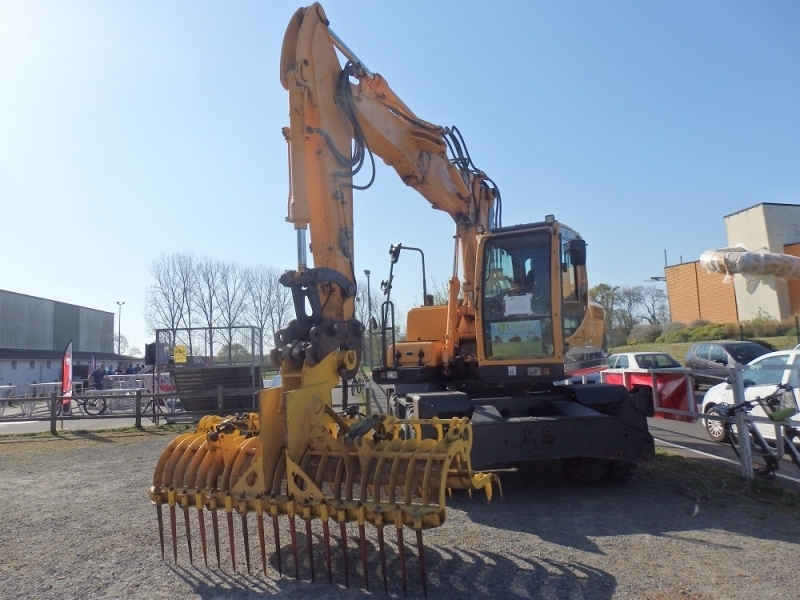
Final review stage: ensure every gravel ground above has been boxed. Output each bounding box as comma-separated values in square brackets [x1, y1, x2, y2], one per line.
[1, 428, 799, 600]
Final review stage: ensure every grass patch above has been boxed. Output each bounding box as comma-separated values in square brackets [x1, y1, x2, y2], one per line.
[644, 448, 800, 514]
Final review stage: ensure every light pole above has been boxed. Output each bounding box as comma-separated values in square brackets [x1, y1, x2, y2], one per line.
[116, 301, 125, 355]
[364, 270, 372, 370]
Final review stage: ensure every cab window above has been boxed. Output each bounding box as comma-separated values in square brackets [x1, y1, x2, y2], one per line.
[746, 355, 789, 386]
[694, 344, 710, 360]
[709, 345, 727, 364]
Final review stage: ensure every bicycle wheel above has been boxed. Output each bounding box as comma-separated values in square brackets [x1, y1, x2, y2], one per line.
[728, 421, 778, 476]
[82, 397, 107, 415]
[782, 428, 800, 470]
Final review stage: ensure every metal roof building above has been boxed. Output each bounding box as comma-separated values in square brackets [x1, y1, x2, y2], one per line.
[0, 289, 124, 385]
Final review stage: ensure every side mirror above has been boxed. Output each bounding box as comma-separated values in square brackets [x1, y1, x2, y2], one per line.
[389, 243, 402, 264]
[567, 239, 587, 266]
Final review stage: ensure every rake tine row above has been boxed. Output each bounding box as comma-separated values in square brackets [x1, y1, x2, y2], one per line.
[153, 501, 429, 596]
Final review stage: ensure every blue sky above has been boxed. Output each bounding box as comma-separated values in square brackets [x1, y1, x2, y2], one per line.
[2, 1, 799, 352]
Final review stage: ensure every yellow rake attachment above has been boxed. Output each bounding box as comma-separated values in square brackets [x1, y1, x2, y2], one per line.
[149, 350, 499, 596]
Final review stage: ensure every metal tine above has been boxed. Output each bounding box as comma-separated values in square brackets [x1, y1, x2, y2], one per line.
[181, 491, 193, 565]
[225, 493, 236, 571]
[358, 504, 369, 591]
[270, 502, 283, 576]
[239, 493, 251, 575]
[377, 525, 388, 594]
[320, 502, 332, 584]
[210, 497, 222, 569]
[338, 515, 349, 588]
[255, 496, 267, 576]
[299, 500, 315, 582]
[395, 509, 407, 597]
[155, 503, 165, 561]
[241, 515, 251, 574]
[168, 487, 178, 563]
[373, 508, 387, 594]
[416, 529, 427, 599]
[305, 517, 315, 582]
[196, 490, 208, 567]
[288, 500, 300, 580]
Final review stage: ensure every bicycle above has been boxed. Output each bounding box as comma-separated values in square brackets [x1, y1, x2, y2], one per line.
[56, 392, 107, 416]
[714, 382, 800, 476]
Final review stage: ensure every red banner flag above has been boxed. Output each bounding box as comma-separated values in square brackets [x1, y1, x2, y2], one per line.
[61, 341, 73, 416]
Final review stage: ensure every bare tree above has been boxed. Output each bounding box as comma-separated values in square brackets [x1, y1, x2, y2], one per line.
[145, 253, 189, 347]
[194, 256, 223, 358]
[217, 261, 251, 361]
[638, 286, 669, 325]
[615, 285, 644, 334]
[246, 265, 292, 359]
[173, 252, 197, 354]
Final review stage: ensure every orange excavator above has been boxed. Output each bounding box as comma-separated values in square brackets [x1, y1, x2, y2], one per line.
[149, 3, 654, 595]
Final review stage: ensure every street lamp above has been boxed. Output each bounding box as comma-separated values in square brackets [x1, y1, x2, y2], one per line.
[364, 270, 372, 370]
[116, 301, 125, 355]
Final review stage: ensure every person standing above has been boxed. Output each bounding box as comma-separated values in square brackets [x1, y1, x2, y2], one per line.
[90, 363, 108, 390]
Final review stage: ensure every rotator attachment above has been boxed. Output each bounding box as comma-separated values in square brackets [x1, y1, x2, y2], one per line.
[149, 350, 497, 594]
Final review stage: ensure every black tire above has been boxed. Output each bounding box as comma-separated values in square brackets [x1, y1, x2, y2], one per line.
[728, 421, 777, 476]
[82, 397, 107, 415]
[561, 457, 611, 483]
[704, 406, 728, 443]
[607, 460, 636, 483]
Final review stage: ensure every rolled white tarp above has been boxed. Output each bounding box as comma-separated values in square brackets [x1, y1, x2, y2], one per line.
[700, 246, 800, 281]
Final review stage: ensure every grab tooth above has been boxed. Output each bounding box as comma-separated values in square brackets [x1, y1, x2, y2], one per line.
[287, 499, 300, 580]
[416, 529, 427, 599]
[255, 496, 267, 576]
[320, 502, 332, 584]
[395, 507, 407, 597]
[180, 491, 193, 565]
[209, 494, 221, 569]
[375, 508, 388, 594]
[224, 492, 236, 571]
[167, 487, 178, 563]
[195, 490, 208, 567]
[357, 503, 369, 590]
[155, 502, 165, 561]
[270, 500, 282, 576]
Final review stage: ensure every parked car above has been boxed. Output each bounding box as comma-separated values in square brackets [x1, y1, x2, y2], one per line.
[700, 348, 800, 443]
[606, 352, 683, 372]
[684, 341, 770, 388]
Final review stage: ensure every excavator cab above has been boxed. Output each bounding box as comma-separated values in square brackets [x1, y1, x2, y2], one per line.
[477, 225, 556, 364]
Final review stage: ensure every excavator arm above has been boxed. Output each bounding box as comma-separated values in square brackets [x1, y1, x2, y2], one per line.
[275, 3, 498, 375]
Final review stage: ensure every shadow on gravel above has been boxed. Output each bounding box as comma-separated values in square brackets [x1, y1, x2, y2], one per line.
[450, 457, 800, 554]
[166, 542, 616, 599]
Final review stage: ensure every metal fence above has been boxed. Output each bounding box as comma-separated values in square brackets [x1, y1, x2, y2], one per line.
[155, 326, 263, 368]
[0, 370, 379, 432]
[594, 363, 800, 481]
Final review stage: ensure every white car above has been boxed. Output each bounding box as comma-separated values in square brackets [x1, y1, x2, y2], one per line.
[606, 351, 683, 372]
[700, 348, 800, 443]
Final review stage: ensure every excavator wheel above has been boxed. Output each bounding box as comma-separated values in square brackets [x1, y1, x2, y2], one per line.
[561, 457, 612, 483]
[561, 458, 636, 483]
[606, 460, 636, 483]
